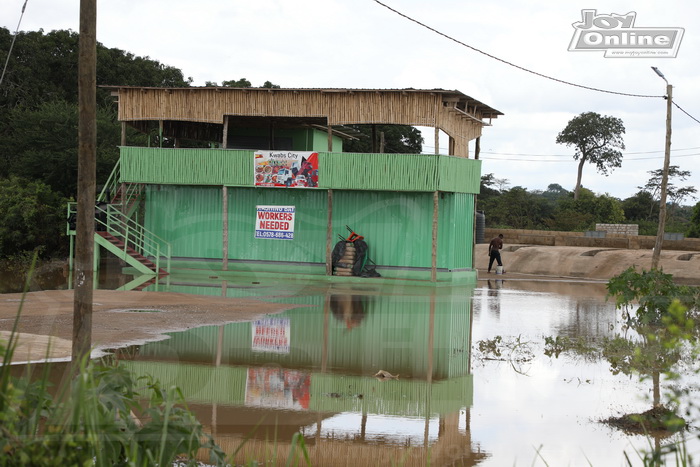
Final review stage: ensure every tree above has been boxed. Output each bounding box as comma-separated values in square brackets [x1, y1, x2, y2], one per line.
[555, 112, 625, 200]
[687, 201, 700, 238]
[639, 165, 697, 220]
[342, 125, 423, 154]
[0, 176, 67, 257]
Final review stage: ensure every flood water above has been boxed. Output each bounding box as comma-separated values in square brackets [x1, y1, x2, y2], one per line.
[4, 269, 700, 466]
[116, 276, 698, 466]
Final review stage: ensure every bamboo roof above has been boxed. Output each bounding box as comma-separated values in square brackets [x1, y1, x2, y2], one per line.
[107, 86, 503, 157]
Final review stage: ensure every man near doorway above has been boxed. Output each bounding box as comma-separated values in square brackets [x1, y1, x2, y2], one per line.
[488, 234, 504, 273]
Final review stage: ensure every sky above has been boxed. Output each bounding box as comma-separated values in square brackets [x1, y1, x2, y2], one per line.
[2, 0, 699, 201]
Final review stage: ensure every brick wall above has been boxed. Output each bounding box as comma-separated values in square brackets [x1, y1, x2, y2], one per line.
[596, 223, 639, 236]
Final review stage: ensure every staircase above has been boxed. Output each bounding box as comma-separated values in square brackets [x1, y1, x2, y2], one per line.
[68, 160, 171, 287]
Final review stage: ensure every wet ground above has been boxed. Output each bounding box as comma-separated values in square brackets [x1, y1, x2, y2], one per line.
[2, 266, 699, 466]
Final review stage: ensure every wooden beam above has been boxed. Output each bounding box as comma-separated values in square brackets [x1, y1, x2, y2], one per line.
[73, 0, 97, 365]
[326, 190, 333, 275]
[222, 186, 228, 271]
[222, 115, 229, 149]
[434, 127, 439, 155]
[431, 191, 439, 282]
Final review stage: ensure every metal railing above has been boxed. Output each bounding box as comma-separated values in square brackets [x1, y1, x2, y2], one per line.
[67, 202, 171, 275]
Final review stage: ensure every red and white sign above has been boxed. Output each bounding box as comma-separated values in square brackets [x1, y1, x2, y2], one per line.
[255, 205, 295, 240]
[254, 151, 319, 187]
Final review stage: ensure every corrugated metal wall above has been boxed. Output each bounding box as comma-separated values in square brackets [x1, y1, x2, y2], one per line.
[438, 193, 475, 270]
[121, 147, 482, 195]
[143, 185, 475, 270]
[332, 191, 433, 268]
[145, 185, 223, 258]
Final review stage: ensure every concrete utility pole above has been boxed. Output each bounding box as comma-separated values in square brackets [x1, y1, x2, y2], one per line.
[73, 0, 97, 364]
[650, 66, 673, 271]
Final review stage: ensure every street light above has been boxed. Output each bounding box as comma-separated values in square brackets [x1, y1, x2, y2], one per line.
[650, 67, 673, 270]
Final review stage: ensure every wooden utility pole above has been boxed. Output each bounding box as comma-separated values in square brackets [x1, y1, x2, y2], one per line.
[651, 69, 672, 270]
[73, 0, 97, 365]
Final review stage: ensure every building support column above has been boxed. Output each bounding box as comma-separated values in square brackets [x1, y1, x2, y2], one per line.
[120, 121, 126, 147]
[222, 115, 229, 149]
[434, 128, 440, 155]
[327, 124, 333, 152]
[431, 191, 439, 282]
[326, 189, 333, 275]
[222, 186, 228, 271]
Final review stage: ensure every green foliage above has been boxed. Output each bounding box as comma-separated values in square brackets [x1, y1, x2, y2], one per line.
[0, 348, 228, 466]
[555, 111, 625, 200]
[0, 176, 67, 258]
[342, 124, 423, 154]
[687, 200, 700, 238]
[606, 267, 699, 326]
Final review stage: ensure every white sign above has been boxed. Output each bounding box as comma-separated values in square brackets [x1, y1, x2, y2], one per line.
[568, 10, 684, 58]
[255, 205, 295, 240]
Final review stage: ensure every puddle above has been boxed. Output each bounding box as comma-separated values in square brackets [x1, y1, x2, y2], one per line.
[4, 272, 699, 466]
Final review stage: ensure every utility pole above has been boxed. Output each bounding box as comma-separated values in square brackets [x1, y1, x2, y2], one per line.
[650, 66, 672, 271]
[73, 0, 97, 365]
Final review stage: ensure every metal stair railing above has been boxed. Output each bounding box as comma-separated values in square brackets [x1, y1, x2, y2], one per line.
[98, 160, 143, 218]
[67, 202, 171, 275]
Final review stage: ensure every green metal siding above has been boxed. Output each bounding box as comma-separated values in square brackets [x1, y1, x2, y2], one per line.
[120, 148, 482, 194]
[228, 187, 327, 263]
[318, 152, 439, 192]
[144, 185, 223, 258]
[438, 156, 481, 193]
[122, 147, 252, 186]
[141, 186, 474, 270]
[438, 193, 475, 270]
[332, 191, 433, 268]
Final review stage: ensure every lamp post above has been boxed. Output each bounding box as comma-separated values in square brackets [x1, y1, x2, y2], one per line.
[650, 66, 672, 270]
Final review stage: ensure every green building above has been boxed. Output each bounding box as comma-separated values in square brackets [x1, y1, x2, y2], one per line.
[72, 87, 501, 285]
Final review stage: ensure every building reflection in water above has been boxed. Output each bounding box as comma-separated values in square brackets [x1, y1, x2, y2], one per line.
[115, 282, 489, 466]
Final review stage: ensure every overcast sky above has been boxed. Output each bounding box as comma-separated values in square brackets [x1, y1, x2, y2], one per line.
[2, 0, 699, 201]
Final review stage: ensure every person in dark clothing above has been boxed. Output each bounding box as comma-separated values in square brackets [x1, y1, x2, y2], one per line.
[488, 234, 504, 273]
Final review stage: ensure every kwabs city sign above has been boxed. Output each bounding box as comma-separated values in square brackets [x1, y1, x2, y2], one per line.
[568, 10, 684, 58]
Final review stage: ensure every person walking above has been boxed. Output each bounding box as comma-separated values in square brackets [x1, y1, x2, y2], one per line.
[488, 234, 504, 273]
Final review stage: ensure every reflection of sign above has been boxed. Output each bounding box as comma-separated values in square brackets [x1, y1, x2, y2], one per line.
[254, 151, 319, 187]
[252, 317, 291, 353]
[245, 367, 311, 410]
[255, 206, 295, 240]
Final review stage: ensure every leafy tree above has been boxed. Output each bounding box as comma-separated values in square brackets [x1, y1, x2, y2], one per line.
[687, 201, 700, 238]
[555, 112, 625, 200]
[343, 125, 423, 154]
[1, 100, 122, 197]
[0, 176, 67, 258]
[622, 190, 657, 221]
[0, 27, 191, 112]
[547, 188, 624, 231]
[639, 165, 697, 222]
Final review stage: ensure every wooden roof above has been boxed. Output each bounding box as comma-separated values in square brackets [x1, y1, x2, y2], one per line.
[108, 86, 503, 157]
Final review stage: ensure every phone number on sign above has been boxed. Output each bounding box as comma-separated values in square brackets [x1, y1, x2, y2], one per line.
[255, 231, 294, 240]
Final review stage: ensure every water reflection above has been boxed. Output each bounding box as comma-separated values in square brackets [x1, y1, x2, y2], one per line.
[115, 284, 486, 466]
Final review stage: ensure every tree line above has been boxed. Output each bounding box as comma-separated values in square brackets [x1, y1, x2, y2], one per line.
[478, 169, 699, 236]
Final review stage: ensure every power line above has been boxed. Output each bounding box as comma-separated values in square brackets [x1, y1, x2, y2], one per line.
[372, 0, 663, 99]
[674, 101, 700, 125]
[481, 153, 700, 163]
[0, 0, 29, 86]
[478, 147, 700, 157]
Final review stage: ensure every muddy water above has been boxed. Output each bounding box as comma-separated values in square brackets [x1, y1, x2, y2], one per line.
[5, 272, 699, 466]
[110, 277, 698, 466]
